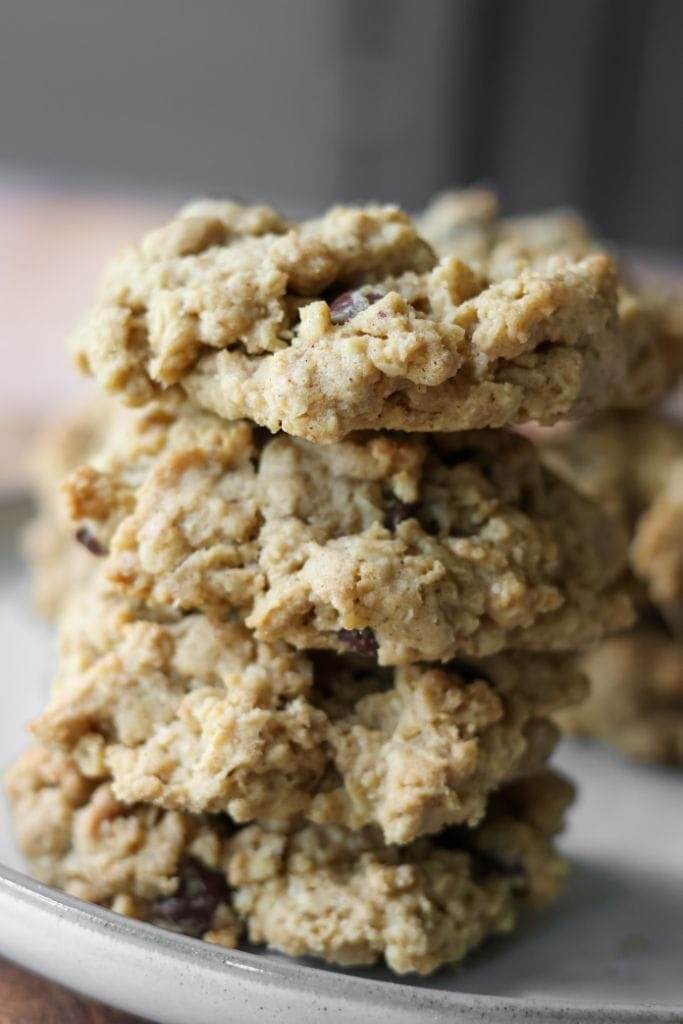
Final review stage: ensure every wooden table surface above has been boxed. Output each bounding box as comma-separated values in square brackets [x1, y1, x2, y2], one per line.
[0, 957, 149, 1024]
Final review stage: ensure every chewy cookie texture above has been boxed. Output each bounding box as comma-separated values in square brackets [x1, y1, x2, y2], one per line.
[544, 413, 683, 762]
[30, 573, 585, 845]
[11, 188, 663, 975]
[55, 398, 632, 665]
[69, 198, 669, 443]
[6, 746, 572, 975]
[419, 188, 682, 407]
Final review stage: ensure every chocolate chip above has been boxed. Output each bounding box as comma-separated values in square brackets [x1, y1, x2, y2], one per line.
[384, 498, 418, 530]
[150, 858, 229, 937]
[328, 285, 386, 325]
[338, 628, 379, 656]
[75, 527, 106, 556]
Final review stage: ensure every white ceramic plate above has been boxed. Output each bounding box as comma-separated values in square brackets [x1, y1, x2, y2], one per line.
[0, 498, 681, 1024]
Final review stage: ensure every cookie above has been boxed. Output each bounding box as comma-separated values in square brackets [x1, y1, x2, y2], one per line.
[31, 575, 584, 844]
[418, 189, 593, 278]
[22, 399, 118, 619]
[631, 459, 683, 608]
[5, 745, 241, 949]
[558, 627, 683, 764]
[5, 746, 573, 974]
[68, 200, 660, 442]
[542, 412, 683, 610]
[420, 190, 680, 405]
[58, 399, 632, 665]
[544, 413, 683, 763]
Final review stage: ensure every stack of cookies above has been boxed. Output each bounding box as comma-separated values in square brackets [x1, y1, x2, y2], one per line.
[543, 413, 683, 763]
[7, 195, 671, 973]
[421, 190, 683, 768]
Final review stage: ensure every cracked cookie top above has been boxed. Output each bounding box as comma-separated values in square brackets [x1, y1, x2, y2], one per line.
[69, 199, 661, 441]
[420, 189, 681, 405]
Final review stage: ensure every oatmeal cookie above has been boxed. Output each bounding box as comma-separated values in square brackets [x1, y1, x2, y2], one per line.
[5, 746, 573, 974]
[5, 745, 242, 949]
[545, 413, 683, 762]
[22, 398, 118, 619]
[631, 459, 683, 609]
[69, 199, 657, 442]
[31, 577, 583, 844]
[418, 188, 593, 278]
[421, 190, 680, 404]
[542, 412, 683, 610]
[59, 400, 632, 665]
[558, 627, 683, 764]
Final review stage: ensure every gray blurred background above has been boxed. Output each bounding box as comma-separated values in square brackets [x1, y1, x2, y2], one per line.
[1, 0, 682, 248]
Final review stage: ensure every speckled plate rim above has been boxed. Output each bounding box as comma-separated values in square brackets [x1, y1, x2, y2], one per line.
[0, 862, 676, 1024]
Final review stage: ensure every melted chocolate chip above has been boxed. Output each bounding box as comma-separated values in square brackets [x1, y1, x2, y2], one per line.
[384, 498, 418, 530]
[75, 527, 106, 556]
[338, 627, 379, 656]
[328, 285, 386, 325]
[150, 858, 229, 937]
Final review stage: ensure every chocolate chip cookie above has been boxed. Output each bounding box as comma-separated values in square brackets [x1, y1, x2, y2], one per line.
[58, 398, 632, 665]
[5, 745, 573, 974]
[69, 200, 662, 442]
[31, 574, 584, 844]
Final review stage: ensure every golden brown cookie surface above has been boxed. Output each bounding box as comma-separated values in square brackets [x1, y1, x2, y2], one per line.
[31, 574, 584, 844]
[56, 400, 633, 665]
[69, 200, 662, 441]
[5, 746, 572, 975]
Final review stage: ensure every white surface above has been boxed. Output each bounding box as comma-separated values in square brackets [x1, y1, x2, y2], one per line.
[0, 499, 681, 1023]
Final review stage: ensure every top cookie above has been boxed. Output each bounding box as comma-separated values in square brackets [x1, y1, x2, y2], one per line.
[70, 199, 663, 442]
[419, 189, 682, 407]
[418, 188, 593, 274]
